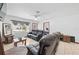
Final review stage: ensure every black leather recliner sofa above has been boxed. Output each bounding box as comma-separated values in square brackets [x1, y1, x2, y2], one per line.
[27, 30, 49, 41]
[26, 32, 62, 55]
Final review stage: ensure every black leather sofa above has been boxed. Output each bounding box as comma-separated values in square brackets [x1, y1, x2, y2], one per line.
[26, 32, 62, 55]
[27, 30, 49, 41]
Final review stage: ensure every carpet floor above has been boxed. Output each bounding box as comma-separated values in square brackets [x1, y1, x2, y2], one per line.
[3, 38, 79, 55]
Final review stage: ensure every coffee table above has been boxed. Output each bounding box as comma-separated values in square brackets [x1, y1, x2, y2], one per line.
[14, 38, 27, 47]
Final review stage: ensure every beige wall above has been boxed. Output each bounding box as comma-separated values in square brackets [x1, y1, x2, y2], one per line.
[38, 14, 79, 42]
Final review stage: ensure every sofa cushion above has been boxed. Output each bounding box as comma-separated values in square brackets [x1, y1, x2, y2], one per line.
[26, 43, 39, 55]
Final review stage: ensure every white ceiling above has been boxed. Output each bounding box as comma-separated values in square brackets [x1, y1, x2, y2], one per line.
[6, 3, 79, 20]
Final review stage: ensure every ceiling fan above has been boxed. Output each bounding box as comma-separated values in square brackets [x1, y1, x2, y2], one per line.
[33, 11, 41, 18]
[32, 10, 53, 20]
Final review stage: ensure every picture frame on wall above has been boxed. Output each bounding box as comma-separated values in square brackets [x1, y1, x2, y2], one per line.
[43, 22, 50, 32]
[32, 23, 38, 30]
[2, 23, 12, 35]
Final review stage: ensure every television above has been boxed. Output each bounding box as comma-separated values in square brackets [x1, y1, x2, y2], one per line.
[0, 3, 3, 11]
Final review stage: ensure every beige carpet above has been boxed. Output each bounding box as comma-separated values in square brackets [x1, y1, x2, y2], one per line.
[3, 43, 14, 51]
[3, 38, 79, 55]
[3, 38, 37, 51]
[56, 41, 79, 55]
